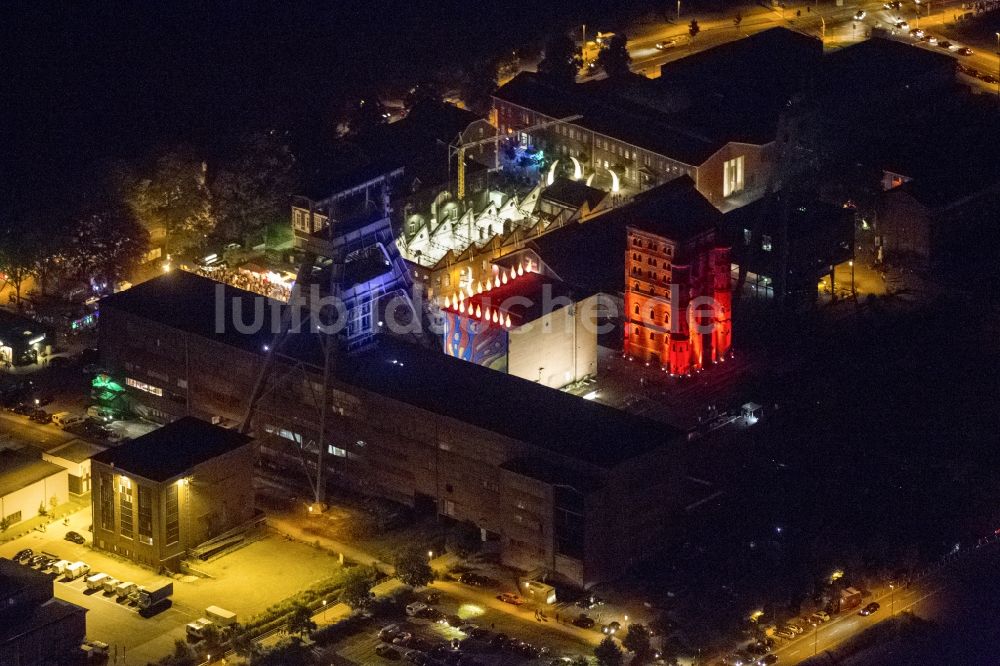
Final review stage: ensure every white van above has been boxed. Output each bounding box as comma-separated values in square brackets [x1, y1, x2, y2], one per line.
[186, 618, 214, 640]
[86, 572, 109, 590]
[102, 577, 120, 593]
[50, 559, 72, 576]
[64, 561, 90, 580]
[115, 581, 137, 600]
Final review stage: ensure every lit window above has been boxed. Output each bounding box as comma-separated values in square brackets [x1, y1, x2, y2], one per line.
[743, 228, 752, 245]
[126, 377, 162, 396]
[762, 235, 773, 252]
[723, 156, 745, 197]
[327, 445, 347, 457]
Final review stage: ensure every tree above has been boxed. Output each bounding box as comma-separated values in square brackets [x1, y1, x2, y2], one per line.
[538, 33, 581, 83]
[596, 33, 631, 78]
[285, 601, 316, 638]
[64, 200, 150, 288]
[347, 95, 388, 136]
[688, 19, 701, 39]
[251, 637, 312, 666]
[212, 131, 298, 246]
[405, 81, 443, 111]
[125, 148, 213, 256]
[156, 640, 197, 666]
[460, 59, 500, 114]
[230, 628, 261, 660]
[446, 520, 482, 557]
[622, 623, 651, 658]
[341, 565, 378, 609]
[594, 636, 624, 666]
[0, 216, 50, 308]
[394, 547, 434, 588]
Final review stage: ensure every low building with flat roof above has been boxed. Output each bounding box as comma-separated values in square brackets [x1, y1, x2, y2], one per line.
[43, 439, 106, 496]
[0, 449, 68, 530]
[90, 417, 255, 569]
[0, 558, 87, 665]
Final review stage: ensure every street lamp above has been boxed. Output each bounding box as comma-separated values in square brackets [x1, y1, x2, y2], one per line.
[322, 598, 327, 622]
[677, 0, 681, 22]
[889, 583, 895, 616]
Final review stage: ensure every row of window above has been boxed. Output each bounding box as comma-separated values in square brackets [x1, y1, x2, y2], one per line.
[100, 473, 170, 547]
[631, 237, 674, 255]
[126, 377, 163, 396]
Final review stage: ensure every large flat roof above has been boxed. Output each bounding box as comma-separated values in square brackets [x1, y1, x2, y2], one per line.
[530, 177, 721, 294]
[0, 449, 65, 497]
[102, 273, 681, 469]
[91, 417, 251, 482]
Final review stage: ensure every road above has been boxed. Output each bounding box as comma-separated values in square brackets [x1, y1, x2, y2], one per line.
[612, 0, 1000, 94]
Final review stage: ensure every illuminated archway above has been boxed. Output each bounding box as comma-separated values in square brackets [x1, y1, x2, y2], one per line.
[570, 156, 583, 181]
[608, 168, 620, 193]
[546, 160, 559, 186]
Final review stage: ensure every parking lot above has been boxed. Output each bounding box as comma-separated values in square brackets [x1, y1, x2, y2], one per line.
[0, 509, 346, 664]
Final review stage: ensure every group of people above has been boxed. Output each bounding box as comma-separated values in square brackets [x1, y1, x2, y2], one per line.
[188, 265, 292, 302]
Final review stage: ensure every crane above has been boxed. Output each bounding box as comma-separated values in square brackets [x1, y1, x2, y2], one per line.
[450, 113, 582, 200]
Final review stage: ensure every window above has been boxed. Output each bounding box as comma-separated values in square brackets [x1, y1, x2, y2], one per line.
[723, 156, 745, 197]
[126, 377, 163, 396]
[762, 235, 773, 252]
[100, 473, 114, 531]
[650, 308, 656, 320]
[165, 483, 179, 545]
[327, 444, 347, 457]
[743, 228, 752, 245]
[119, 476, 134, 539]
[634, 305, 639, 315]
[137, 485, 153, 545]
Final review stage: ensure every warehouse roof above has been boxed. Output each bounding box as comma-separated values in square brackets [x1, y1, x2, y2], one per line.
[92, 417, 251, 482]
[103, 273, 680, 469]
[0, 449, 65, 498]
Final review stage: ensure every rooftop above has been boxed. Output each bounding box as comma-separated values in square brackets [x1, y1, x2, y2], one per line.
[0, 449, 65, 497]
[540, 177, 608, 211]
[530, 177, 721, 294]
[102, 273, 681, 469]
[439, 268, 586, 327]
[91, 417, 251, 482]
[0, 557, 49, 599]
[45, 438, 107, 463]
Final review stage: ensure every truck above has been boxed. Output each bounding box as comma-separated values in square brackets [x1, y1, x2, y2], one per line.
[138, 581, 174, 610]
[836, 587, 863, 613]
[85, 572, 109, 591]
[102, 577, 120, 594]
[64, 561, 91, 580]
[205, 605, 236, 627]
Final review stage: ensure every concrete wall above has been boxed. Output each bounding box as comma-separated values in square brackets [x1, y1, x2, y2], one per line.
[0, 469, 69, 527]
[507, 294, 599, 389]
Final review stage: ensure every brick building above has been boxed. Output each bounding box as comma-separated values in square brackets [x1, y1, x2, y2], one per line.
[91, 417, 255, 569]
[98, 271, 688, 584]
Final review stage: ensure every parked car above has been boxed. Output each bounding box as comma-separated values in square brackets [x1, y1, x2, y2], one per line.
[458, 572, 498, 588]
[957, 47, 974, 56]
[938, 40, 952, 49]
[909, 28, 924, 38]
[575, 594, 605, 609]
[13, 548, 33, 562]
[65, 531, 86, 544]
[655, 39, 677, 50]
[601, 621, 621, 635]
[853, 10, 866, 20]
[378, 624, 401, 641]
[29, 409, 52, 424]
[757, 655, 779, 665]
[405, 602, 428, 617]
[774, 628, 795, 640]
[573, 614, 595, 629]
[785, 622, 805, 635]
[808, 611, 830, 624]
[858, 602, 881, 616]
[895, 20, 908, 29]
[496, 592, 524, 605]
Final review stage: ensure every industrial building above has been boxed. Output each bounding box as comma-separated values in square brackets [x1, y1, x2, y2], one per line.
[0, 449, 68, 530]
[0, 558, 87, 665]
[90, 417, 255, 569]
[98, 271, 686, 584]
[440, 262, 598, 388]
